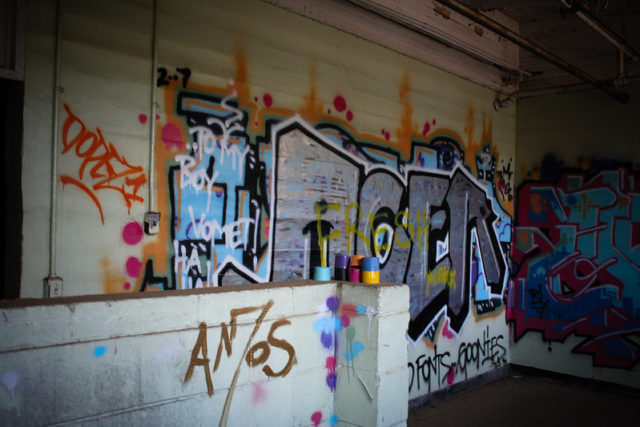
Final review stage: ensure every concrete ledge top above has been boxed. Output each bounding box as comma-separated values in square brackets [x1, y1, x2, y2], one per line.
[1, 280, 406, 309]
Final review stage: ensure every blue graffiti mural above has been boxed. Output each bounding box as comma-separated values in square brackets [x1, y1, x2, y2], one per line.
[510, 168, 640, 368]
[144, 86, 510, 342]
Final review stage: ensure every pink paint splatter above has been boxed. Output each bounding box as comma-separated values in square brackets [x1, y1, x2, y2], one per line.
[263, 93, 273, 108]
[422, 121, 431, 136]
[126, 257, 142, 278]
[124, 282, 131, 290]
[333, 96, 347, 113]
[447, 366, 455, 385]
[327, 109, 332, 114]
[346, 110, 353, 121]
[311, 411, 322, 427]
[156, 114, 160, 120]
[340, 314, 350, 328]
[442, 319, 455, 339]
[138, 114, 148, 124]
[381, 129, 391, 141]
[326, 356, 336, 373]
[254, 96, 258, 102]
[432, 119, 436, 125]
[252, 382, 267, 404]
[122, 221, 143, 245]
[161, 123, 184, 151]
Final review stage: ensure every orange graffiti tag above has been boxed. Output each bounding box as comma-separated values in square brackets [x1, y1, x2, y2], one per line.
[60, 104, 147, 224]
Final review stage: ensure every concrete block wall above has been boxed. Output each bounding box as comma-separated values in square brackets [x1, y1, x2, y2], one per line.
[0, 281, 409, 426]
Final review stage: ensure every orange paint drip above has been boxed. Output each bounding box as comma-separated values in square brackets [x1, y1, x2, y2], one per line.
[233, 48, 250, 106]
[464, 107, 498, 172]
[101, 257, 127, 294]
[481, 113, 493, 145]
[301, 62, 324, 123]
[464, 106, 479, 172]
[396, 73, 414, 159]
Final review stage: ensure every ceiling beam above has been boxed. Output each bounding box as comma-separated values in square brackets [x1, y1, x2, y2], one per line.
[436, 0, 630, 102]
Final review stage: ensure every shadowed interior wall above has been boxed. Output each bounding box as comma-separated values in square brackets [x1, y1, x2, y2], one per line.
[513, 88, 640, 388]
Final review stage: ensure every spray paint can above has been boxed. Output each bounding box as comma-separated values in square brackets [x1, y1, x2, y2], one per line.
[314, 266, 331, 281]
[349, 255, 364, 282]
[362, 257, 380, 284]
[334, 254, 350, 281]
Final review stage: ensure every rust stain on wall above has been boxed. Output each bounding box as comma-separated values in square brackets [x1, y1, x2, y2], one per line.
[101, 257, 126, 294]
[396, 73, 415, 159]
[301, 62, 324, 123]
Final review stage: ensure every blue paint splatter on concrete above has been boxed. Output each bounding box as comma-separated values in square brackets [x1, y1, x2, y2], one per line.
[344, 341, 364, 361]
[94, 346, 106, 357]
[356, 304, 366, 315]
[1, 370, 20, 398]
[329, 414, 339, 426]
[314, 317, 342, 334]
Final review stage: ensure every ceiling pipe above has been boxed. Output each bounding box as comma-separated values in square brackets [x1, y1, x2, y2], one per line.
[560, 0, 640, 61]
[435, 0, 629, 103]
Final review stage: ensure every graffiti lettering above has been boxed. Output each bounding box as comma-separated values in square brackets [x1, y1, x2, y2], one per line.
[184, 299, 296, 425]
[510, 168, 640, 369]
[157, 66, 191, 88]
[408, 326, 506, 393]
[456, 326, 506, 379]
[145, 82, 510, 345]
[407, 346, 451, 393]
[60, 103, 147, 224]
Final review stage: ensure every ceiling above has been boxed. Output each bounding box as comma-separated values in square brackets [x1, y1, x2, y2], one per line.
[461, 0, 640, 99]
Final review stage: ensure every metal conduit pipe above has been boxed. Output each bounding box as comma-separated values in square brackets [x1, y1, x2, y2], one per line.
[46, 0, 63, 295]
[435, 0, 629, 103]
[560, 0, 640, 61]
[149, 0, 158, 212]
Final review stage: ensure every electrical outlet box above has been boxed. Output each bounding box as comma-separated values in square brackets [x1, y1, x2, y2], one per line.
[44, 276, 63, 298]
[145, 211, 161, 235]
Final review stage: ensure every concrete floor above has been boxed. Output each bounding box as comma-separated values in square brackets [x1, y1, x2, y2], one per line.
[408, 371, 640, 426]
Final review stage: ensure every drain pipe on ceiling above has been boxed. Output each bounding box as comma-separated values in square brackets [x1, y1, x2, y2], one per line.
[435, 0, 629, 103]
[45, 0, 64, 297]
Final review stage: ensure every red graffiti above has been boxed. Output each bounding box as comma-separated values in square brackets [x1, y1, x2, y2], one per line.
[61, 104, 147, 224]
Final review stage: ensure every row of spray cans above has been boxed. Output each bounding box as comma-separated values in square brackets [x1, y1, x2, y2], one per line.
[314, 254, 380, 284]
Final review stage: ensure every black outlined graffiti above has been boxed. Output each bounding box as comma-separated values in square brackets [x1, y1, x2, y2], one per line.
[151, 89, 510, 343]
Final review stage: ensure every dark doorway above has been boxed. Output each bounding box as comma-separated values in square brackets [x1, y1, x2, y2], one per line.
[1, 77, 23, 298]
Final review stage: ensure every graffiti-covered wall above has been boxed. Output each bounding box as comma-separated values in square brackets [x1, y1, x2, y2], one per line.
[513, 90, 640, 388]
[21, 0, 515, 402]
[0, 282, 409, 425]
